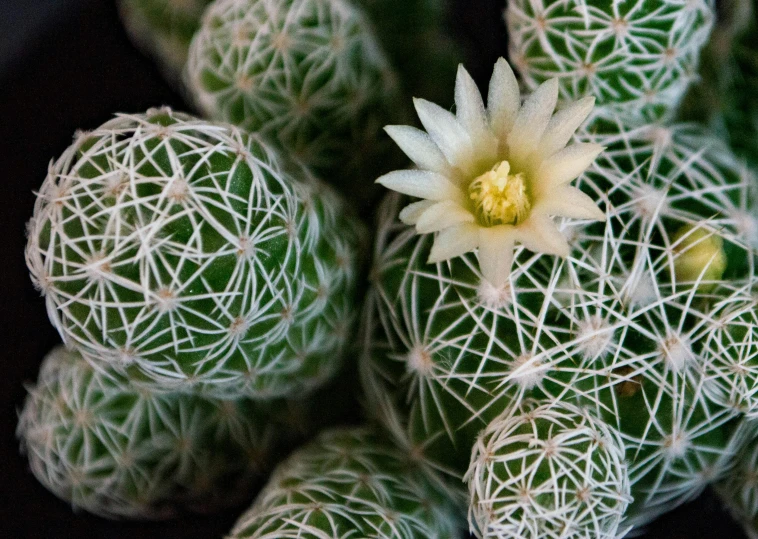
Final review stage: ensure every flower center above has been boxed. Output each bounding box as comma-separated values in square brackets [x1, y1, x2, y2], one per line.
[468, 160, 531, 226]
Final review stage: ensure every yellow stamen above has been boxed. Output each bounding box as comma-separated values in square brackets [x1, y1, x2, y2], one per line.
[468, 161, 531, 226]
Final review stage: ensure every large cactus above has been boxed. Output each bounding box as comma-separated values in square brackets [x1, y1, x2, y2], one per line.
[17, 345, 290, 518]
[25, 108, 362, 398]
[506, 0, 715, 126]
[227, 426, 462, 538]
[363, 59, 757, 530]
[185, 0, 402, 189]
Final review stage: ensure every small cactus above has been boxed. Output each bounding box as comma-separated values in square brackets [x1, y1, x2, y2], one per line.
[17, 345, 288, 518]
[25, 109, 362, 398]
[118, 0, 213, 82]
[466, 400, 630, 539]
[506, 0, 715, 126]
[227, 426, 463, 538]
[185, 0, 401, 188]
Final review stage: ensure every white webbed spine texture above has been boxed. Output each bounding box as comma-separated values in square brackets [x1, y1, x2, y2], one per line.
[227, 427, 463, 538]
[506, 0, 715, 126]
[25, 108, 361, 398]
[361, 121, 757, 528]
[184, 0, 400, 184]
[466, 400, 630, 539]
[16, 345, 287, 518]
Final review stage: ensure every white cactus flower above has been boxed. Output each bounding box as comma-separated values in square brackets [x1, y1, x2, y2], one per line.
[376, 58, 605, 287]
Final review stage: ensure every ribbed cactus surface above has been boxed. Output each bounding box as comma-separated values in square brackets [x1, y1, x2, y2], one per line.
[506, 0, 715, 125]
[17, 346, 285, 518]
[362, 122, 756, 526]
[227, 426, 462, 538]
[185, 0, 400, 187]
[118, 0, 213, 81]
[715, 420, 758, 539]
[466, 400, 630, 539]
[25, 108, 362, 398]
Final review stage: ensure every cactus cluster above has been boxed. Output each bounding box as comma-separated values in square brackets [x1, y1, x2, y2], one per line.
[19, 0, 758, 537]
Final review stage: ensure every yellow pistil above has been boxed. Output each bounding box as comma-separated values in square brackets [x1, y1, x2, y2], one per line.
[672, 224, 726, 289]
[468, 160, 531, 226]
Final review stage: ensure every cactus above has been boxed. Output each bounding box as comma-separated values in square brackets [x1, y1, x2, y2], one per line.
[17, 345, 290, 518]
[25, 108, 362, 398]
[362, 64, 757, 527]
[227, 426, 462, 538]
[184, 0, 402, 190]
[506, 0, 715, 126]
[118, 0, 213, 82]
[466, 400, 630, 539]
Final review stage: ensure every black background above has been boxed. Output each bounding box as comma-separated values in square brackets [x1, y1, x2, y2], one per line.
[0, 1, 748, 537]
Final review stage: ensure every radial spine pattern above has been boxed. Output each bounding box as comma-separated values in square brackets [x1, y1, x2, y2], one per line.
[506, 0, 715, 126]
[466, 400, 630, 539]
[185, 0, 400, 186]
[17, 346, 285, 518]
[118, 0, 213, 82]
[227, 427, 462, 539]
[25, 108, 362, 398]
[362, 121, 756, 528]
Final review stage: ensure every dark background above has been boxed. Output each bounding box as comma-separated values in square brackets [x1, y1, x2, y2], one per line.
[0, 1, 747, 537]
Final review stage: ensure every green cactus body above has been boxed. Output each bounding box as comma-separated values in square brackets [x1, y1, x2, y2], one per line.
[185, 0, 401, 189]
[25, 109, 362, 398]
[362, 123, 756, 527]
[466, 400, 630, 539]
[227, 426, 462, 538]
[118, 0, 213, 81]
[17, 345, 288, 518]
[506, 0, 715, 126]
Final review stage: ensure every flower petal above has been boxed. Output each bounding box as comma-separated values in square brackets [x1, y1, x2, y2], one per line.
[399, 200, 436, 225]
[416, 200, 475, 233]
[455, 65, 497, 160]
[414, 98, 475, 172]
[478, 226, 516, 287]
[535, 143, 604, 192]
[534, 185, 606, 221]
[514, 214, 570, 257]
[538, 96, 595, 158]
[384, 125, 453, 175]
[508, 78, 559, 166]
[488, 58, 521, 141]
[376, 170, 463, 202]
[428, 223, 479, 263]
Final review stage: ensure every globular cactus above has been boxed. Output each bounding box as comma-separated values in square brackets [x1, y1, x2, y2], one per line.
[118, 0, 214, 82]
[227, 426, 462, 538]
[185, 0, 401, 189]
[362, 58, 757, 531]
[506, 0, 715, 126]
[466, 400, 630, 539]
[17, 345, 289, 518]
[25, 108, 362, 398]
